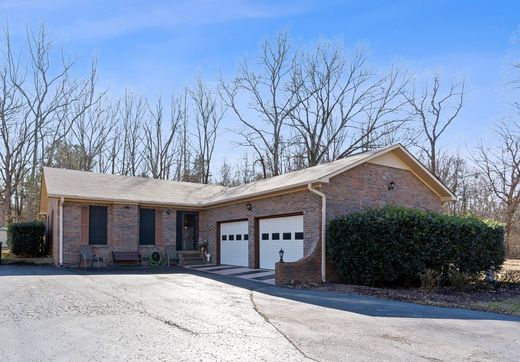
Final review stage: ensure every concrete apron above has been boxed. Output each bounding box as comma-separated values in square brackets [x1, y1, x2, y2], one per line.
[186, 264, 275, 285]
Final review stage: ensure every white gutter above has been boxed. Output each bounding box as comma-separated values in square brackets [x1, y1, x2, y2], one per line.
[308, 183, 327, 283]
[59, 197, 64, 267]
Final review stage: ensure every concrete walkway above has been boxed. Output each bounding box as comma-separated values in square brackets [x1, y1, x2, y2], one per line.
[186, 264, 276, 285]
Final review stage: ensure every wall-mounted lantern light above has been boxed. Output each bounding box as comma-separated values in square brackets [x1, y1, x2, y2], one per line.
[246, 203, 252, 211]
[279, 248, 285, 262]
[166, 209, 171, 215]
[388, 181, 397, 191]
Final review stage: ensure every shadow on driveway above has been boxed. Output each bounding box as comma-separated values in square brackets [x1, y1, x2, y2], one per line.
[2, 264, 519, 322]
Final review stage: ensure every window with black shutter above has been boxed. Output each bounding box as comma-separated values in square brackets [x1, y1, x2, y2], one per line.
[89, 206, 107, 245]
[139, 208, 156, 245]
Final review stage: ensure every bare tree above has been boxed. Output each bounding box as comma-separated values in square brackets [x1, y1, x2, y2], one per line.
[143, 96, 182, 179]
[0, 67, 33, 224]
[404, 74, 464, 175]
[474, 120, 520, 255]
[234, 153, 259, 184]
[190, 80, 223, 184]
[217, 160, 239, 186]
[98, 108, 122, 174]
[5, 24, 101, 217]
[434, 151, 481, 215]
[220, 31, 303, 178]
[69, 99, 114, 171]
[119, 91, 145, 176]
[289, 44, 410, 166]
[173, 89, 193, 182]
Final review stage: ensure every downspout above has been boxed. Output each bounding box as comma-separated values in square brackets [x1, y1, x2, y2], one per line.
[308, 183, 326, 283]
[59, 197, 64, 267]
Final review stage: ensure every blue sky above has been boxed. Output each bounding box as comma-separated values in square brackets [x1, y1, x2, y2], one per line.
[1, 0, 519, 161]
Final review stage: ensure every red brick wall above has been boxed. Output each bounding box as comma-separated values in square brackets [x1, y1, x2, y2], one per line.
[200, 190, 322, 268]
[323, 162, 442, 222]
[274, 243, 344, 285]
[63, 204, 81, 265]
[60, 202, 177, 266]
[55, 163, 443, 273]
[275, 163, 443, 284]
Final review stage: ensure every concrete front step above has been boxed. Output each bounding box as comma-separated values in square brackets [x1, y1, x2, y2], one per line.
[180, 253, 208, 266]
[182, 258, 206, 266]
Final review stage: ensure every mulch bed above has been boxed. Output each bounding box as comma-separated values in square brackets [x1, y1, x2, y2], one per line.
[288, 281, 520, 315]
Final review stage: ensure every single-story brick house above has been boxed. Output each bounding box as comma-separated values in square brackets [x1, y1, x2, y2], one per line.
[39, 144, 455, 283]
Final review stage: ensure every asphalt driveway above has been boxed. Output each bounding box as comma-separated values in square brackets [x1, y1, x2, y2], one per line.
[0, 265, 519, 361]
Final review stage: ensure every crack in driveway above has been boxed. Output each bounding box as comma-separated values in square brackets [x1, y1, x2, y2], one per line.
[249, 291, 318, 362]
[82, 275, 200, 336]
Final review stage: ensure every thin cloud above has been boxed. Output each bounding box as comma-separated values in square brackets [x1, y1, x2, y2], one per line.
[47, 0, 315, 41]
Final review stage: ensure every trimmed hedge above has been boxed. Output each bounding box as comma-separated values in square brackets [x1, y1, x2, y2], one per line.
[327, 206, 505, 286]
[8, 221, 46, 257]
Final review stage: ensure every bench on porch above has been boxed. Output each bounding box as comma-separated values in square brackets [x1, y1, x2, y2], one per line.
[112, 251, 141, 265]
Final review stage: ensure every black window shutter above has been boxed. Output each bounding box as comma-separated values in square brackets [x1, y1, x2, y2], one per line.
[89, 206, 107, 245]
[176, 211, 183, 250]
[139, 209, 156, 245]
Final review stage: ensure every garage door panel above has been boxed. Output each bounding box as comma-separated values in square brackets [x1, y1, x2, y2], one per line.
[221, 241, 248, 266]
[259, 215, 304, 270]
[260, 239, 303, 269]
[220, 221, 248, 267]
[259, 215, 303, 233]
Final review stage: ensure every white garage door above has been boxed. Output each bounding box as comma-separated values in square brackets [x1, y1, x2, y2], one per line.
[259, 215, 304, 270]
[220, 220, 249, 267]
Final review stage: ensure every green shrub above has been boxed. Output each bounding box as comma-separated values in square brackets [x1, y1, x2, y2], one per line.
[8, 221, 46, 257]
[420, 268, 442, 291]
[327, 206, 505, 287]
[447, 268, 481, 291]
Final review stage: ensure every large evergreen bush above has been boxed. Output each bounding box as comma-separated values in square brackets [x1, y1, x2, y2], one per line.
[327, 206, 505, 286]
[8, 221, 46, 257]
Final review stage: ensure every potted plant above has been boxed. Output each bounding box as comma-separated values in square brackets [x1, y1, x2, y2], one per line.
[197, 239, 208, 256]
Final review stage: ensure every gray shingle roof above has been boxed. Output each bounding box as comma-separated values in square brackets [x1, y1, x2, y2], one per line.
[203, 150, 380, 205]
[42, 144, 455, 207]
[43, 168, 228, 206]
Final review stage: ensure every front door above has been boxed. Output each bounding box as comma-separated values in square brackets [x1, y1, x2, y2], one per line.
[176, 211, 198, 251]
